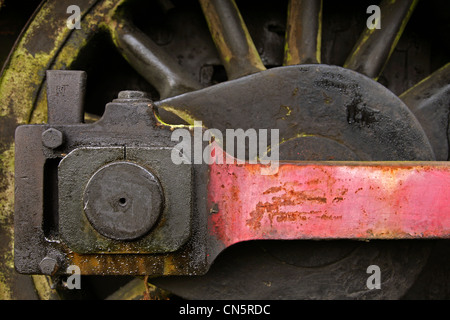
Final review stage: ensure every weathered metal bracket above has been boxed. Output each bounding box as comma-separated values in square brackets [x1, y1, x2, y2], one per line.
[14, 79, 207, 276]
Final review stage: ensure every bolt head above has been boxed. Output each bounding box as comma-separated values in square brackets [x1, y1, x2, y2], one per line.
[39, 257, 59, 275]
[113, 91, 152, 103]
[42, 128, 64, 149]
[117, 90, 149, 100]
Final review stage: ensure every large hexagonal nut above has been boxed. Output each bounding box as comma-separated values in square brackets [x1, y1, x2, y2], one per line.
[42, 128, 64, 149]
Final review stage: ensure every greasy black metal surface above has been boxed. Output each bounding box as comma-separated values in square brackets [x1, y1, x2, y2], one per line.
[400, 63, 450, 161]
[156, 64, 435, 161]
[83, 161, 163, 241]
[153, 240, 431, 300]
[15, 84, 203, 274]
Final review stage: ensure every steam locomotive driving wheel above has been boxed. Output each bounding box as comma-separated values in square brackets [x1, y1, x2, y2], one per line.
[1, 0, 449, 299]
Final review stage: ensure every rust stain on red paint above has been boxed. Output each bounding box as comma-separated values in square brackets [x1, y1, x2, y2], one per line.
[262, 186, 282, 194]
[246, 184, 329, 230]
[207, 148, 450, 247]
[230, 185, 240, 201]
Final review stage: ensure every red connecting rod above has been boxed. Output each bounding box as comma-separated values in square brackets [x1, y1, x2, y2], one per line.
[208, 154, 450, 247]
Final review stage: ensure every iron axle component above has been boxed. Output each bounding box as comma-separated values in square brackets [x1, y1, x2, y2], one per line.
[15, 81, 196, 275]
[83, 161, 164, 241]
[14, 67, 449, 283]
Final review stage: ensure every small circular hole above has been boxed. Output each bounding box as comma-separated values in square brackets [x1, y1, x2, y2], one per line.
[118, 197, 127, 206]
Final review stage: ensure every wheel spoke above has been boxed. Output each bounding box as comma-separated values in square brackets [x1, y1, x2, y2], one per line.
[199, 0, 266, 80]
[344, 0, 418, 80]
[284, 0, 322, 65]
[108, 15, 201, 99]
[400, 63, 450, 160]
[105, 278, 146, 300]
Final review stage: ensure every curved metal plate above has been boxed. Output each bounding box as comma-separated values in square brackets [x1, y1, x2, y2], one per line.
[156, 65, 435, 161]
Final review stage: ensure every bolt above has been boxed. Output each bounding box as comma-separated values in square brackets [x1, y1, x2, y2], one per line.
[42, 128, 64, 149]
[113, 91, 152, 104]
[39, 257, 59, 275]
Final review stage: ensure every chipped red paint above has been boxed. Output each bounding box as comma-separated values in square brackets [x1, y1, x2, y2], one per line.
[208, 157, 450, 247]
